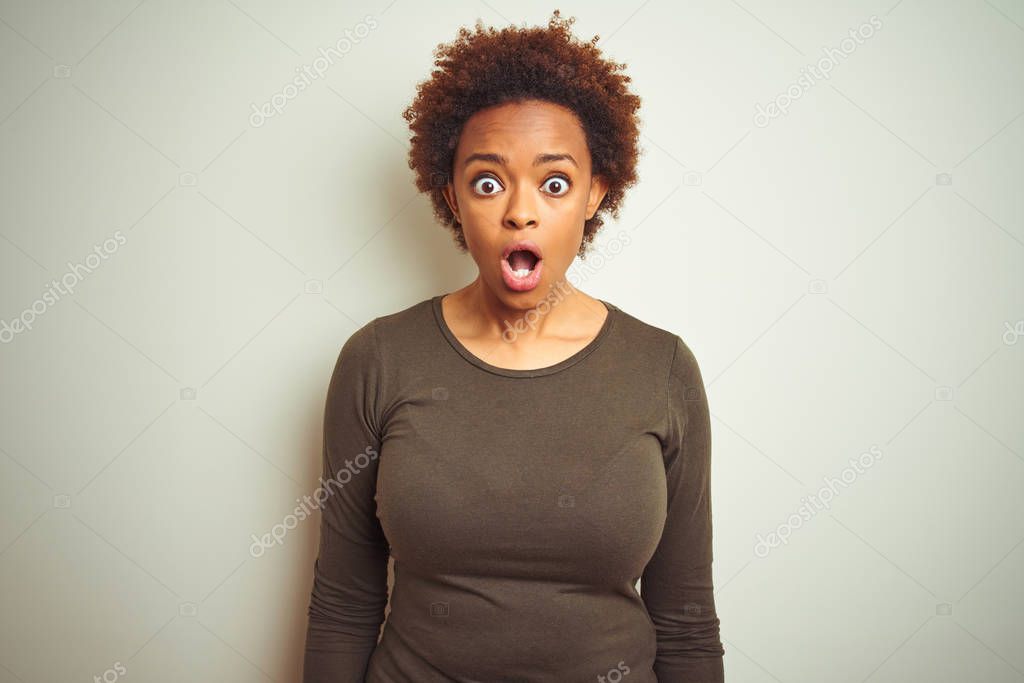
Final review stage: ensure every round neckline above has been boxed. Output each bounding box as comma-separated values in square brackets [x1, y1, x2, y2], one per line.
[431, 294, 618, 378]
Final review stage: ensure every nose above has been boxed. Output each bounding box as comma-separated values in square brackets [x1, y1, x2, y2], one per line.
[503, 182, 538, 230]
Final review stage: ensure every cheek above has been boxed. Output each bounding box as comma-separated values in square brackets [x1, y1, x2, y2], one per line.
[559, 211, 586, 245]
[558, 194, 590, 237]
[461, 228, 500, 269]
[541, 237, 583, 276]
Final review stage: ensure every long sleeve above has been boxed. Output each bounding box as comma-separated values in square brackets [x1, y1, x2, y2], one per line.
[641, 335, 725, 682]
[302, 321, 390, 682]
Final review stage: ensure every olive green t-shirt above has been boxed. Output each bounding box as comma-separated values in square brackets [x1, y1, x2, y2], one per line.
[302, 294, 724, 682]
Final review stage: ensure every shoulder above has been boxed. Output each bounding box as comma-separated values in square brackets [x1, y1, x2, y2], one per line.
[366, 296, 437, 359]
[340, 296, 434, 357]
[604, 300, 700, 377]
[336, 318, 380, 367]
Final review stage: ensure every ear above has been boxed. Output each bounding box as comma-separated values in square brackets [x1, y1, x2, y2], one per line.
[441, 182, 461, 224]
[585, 175, 609, 220]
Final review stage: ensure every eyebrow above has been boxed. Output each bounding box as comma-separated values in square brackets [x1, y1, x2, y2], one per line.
[462, 152, 578, 168]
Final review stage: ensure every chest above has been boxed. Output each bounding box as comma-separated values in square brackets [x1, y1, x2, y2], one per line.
[374, 379, 669, 582]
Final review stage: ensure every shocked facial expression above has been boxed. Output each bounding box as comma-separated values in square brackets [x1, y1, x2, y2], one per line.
[442, 99, 608, 299]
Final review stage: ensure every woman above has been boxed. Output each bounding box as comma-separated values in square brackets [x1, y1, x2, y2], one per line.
[302, 10, 724, 682]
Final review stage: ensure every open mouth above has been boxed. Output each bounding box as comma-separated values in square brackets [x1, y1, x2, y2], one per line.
[506, 249, 540, 277]
[502, 240, 543, 277]
[500, 240, 544, 291]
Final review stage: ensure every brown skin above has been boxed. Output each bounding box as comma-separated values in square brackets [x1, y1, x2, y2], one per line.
[439, 99, 611, 370]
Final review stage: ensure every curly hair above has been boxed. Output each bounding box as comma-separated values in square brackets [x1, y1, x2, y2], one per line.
[402, 9, 642, 258]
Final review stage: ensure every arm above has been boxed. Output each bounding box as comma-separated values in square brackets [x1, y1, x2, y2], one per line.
[302, 321, 390, 682]
[641, 335, 725, 682]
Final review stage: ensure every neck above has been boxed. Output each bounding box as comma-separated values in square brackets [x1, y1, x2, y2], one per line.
[447, 275, 600, 345]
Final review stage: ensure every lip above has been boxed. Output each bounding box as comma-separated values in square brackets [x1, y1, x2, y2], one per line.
[500, 256, 543, 292]
[501, 239, 544, 261]
[500, 240, 544, 292]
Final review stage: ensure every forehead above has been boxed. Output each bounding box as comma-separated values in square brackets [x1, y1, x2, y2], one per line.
[456, 100, 589, 160]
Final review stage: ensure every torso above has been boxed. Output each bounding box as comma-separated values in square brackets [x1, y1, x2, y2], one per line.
[363, 295, 677, 681]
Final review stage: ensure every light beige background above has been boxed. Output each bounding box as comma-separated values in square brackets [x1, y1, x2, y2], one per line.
[1, 0, 1023, 681]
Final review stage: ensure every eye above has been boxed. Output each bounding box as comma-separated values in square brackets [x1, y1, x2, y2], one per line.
[471, 174, 504, 196]
[542, 175, 571, 196]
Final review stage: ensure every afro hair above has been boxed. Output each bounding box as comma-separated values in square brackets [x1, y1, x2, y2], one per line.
[402, 9, 642, 258]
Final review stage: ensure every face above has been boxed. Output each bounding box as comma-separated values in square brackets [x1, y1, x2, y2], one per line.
[441, 99, 608, 303]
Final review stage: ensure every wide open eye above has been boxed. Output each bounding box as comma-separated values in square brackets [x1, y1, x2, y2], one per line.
[541, 175, 571, 196]
[471, 175, 504, 196]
